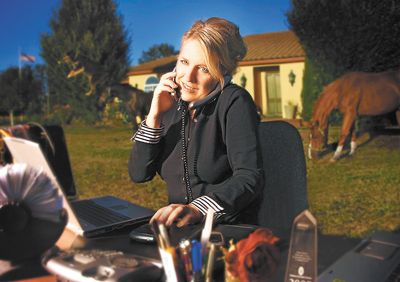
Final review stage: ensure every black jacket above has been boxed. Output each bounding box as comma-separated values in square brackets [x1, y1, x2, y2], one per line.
[128, 84, 263, 224]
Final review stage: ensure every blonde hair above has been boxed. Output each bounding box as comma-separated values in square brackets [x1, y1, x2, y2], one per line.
[182, 17, 247, 86]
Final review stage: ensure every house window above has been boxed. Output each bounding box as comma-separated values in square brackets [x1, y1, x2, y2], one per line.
[144, 76, 159, 93]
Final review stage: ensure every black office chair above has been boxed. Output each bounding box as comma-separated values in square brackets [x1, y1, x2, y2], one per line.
[257, 121, 308, 234]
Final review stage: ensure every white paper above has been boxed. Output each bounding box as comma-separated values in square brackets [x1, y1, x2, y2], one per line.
[201, 208, 215, 254]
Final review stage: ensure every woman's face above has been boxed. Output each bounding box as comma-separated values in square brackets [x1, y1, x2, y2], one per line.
[176, 39, 219, 103]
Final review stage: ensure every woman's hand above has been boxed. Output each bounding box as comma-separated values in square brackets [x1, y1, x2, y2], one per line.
[150, 203, 203, 227]
[146, 71, 179, 128]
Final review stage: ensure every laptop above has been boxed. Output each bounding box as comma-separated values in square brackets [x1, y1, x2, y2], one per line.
[3, 136, 155, 237]
[318, 230, 400, 282]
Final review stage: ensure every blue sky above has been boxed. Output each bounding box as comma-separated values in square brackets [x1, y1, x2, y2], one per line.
[0, 0, 291, 71]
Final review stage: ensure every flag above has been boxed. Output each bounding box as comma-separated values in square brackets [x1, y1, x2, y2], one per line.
[20, 53, 36, 63]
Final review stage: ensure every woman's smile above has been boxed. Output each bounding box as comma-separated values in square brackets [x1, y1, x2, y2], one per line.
[181, 82, 197, 93]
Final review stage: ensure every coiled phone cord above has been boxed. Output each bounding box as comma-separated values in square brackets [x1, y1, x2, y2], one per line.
[179, 101, 194, 203]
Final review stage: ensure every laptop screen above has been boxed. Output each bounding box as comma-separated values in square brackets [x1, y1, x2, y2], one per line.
[2, 125, 77, 198]
[35, 125, 77, 198]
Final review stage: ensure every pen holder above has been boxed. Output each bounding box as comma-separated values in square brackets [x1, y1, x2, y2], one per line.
[154, 222, 229, 282]
[157, 236, 223, 282]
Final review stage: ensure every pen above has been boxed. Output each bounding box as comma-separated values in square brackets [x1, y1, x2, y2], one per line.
[178, 239, 193, 282]
[159, 246, 179, 282]
[151, 222, 180, 282]
[151, 221, 167, 249]
[205, 243, 216, 282]
[191, 239, 202, 282]
[200, 208, 215, 255]
[159, 222, 171, 248]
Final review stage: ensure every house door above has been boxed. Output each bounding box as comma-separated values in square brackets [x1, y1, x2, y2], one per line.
[265, 72, 282, 117]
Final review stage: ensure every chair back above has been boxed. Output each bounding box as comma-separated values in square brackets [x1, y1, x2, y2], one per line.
[257, 121, 308, 231]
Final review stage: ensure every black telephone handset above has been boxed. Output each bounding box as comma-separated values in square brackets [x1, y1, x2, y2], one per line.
[189, 74, 232, 110]
[173, 80, 181, 100]
[171, 67, 181, 100]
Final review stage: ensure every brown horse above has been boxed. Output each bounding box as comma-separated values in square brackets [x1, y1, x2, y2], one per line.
[309, 70, 400, 161]
[62, 54, 153, 129]
[99, 84, 153, 129]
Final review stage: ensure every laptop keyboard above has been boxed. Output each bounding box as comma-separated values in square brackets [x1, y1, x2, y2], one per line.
[72, 199, 130, 227]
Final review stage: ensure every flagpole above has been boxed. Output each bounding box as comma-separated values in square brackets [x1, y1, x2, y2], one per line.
[13, 47, 22, 126]
[18, 47, 22, 80]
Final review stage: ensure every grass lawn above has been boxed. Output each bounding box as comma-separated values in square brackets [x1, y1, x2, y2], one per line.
[64, 124, 400, 238]
[64, 126, 168, 210]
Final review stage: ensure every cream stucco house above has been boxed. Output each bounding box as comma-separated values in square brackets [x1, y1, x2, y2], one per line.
[127, 30, 305, 119]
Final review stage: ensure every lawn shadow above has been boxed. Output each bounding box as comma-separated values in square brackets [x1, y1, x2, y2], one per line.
[312, 127, 400, 162]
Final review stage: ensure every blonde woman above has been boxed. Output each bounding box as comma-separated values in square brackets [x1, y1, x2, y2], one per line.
[129, 17, 263, 227]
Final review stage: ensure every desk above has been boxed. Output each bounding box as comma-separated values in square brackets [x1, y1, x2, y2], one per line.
[0, 225, 361, 281]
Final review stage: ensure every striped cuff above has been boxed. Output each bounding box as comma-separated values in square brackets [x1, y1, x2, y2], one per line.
[191, 196, 225, 221]
[131, 120, 164, 144]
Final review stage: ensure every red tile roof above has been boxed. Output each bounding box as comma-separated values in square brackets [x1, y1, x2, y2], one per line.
[241, 30, 305, 65]
[128, 55, 177, 75]
[128, 30, 304, 75]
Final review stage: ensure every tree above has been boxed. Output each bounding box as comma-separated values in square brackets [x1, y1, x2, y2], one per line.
[40, 0, 130, 123]
[287, 0, 400, 120]
[300, 58, 317, 121]
[26, 64, 48, 117]
[138, 43, 178, 64]
[0, 66, 44, 125]
[300, 58, 335, 121]
[33, 64, 50, 116]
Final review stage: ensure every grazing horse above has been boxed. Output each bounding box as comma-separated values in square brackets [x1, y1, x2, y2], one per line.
[309, 70, 400, 161]
[99, 84, 153, 129]
[62, 53, 153, 129]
